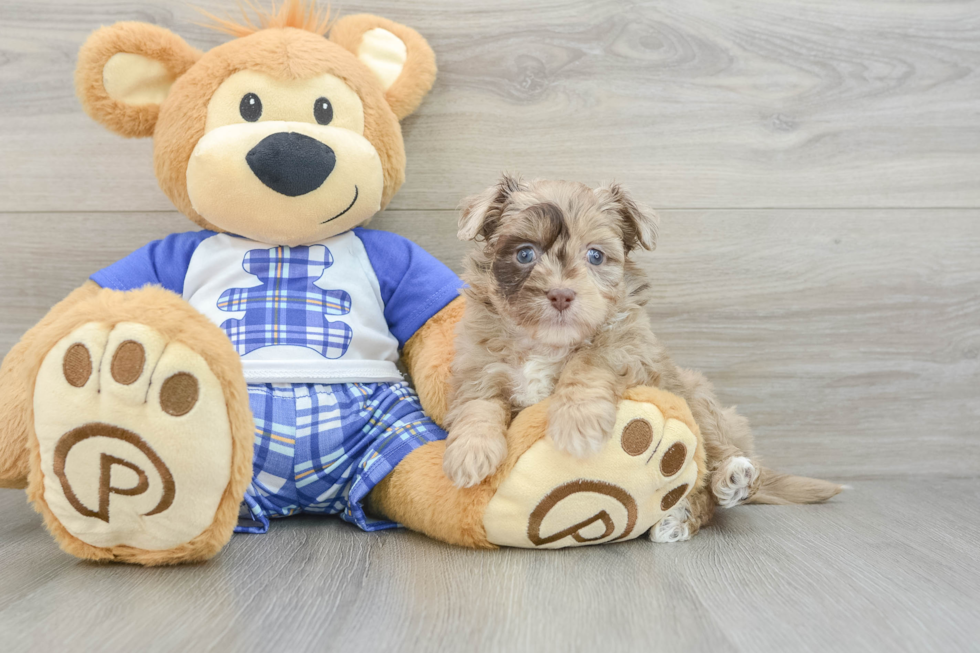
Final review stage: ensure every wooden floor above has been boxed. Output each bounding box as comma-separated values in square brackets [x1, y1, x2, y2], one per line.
[1, 1, 979, 651]
[1, 480, 979, 652]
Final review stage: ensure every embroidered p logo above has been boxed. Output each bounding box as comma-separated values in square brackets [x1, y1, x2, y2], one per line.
[53, 423, 176, 523]
[526, 480, 639, 546]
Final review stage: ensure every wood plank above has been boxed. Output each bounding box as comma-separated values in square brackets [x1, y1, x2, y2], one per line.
[1, 479, 978, 652]
[2, 0, 980, 212]
[0, 209, 977, 479]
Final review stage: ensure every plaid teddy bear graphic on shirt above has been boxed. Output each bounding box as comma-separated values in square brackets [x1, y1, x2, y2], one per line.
[218, 245, 353, 358]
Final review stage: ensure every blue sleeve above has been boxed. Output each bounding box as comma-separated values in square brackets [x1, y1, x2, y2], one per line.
[90, 230, 217, 295]
[354, 227, 463, 348]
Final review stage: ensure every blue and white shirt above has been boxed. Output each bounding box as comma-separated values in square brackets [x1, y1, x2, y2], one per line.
[92, 228, 462, 384]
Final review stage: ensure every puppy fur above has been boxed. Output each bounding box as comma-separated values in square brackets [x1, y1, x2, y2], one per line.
[443, 176, 840, 540]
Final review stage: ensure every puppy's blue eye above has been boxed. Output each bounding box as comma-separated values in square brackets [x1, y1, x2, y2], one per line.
[516, 246, 536, 264]
[587, 249, 605, 265]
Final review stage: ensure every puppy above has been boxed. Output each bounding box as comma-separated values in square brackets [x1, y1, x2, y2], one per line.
[442, 176, 792, 542]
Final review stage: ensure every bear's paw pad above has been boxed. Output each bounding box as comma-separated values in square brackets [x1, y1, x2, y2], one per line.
[33, 322, 233, 551]
[483, 397, 699, 549]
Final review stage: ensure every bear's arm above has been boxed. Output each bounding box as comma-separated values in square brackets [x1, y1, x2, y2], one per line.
[401, 296, 465, 428]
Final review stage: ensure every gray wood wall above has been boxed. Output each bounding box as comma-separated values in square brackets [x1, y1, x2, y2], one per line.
[1, 0, 978, 481]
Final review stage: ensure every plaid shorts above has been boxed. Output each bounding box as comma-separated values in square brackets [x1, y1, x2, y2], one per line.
[236, 381, 446, 534]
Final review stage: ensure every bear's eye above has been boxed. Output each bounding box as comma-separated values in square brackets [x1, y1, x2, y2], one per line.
[587, 249, 605, 265]
[240, 93, 262, 122]
[516, 246, 536, 265]
[314, 97, 333, 125]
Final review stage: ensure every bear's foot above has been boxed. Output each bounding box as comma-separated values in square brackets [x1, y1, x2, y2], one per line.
[31, 322, 240, 564]
[482, 387, 704, 549]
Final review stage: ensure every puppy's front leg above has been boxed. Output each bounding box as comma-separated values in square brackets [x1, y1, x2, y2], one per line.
[547, 355, 619, 458]
[443, 398, 510, 488]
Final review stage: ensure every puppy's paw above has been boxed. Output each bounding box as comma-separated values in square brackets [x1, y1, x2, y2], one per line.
[649, 499, 693, 543]
[443, 428, 508, 488]
[547, 397, 618, 458]
[712, 456, 760, 508]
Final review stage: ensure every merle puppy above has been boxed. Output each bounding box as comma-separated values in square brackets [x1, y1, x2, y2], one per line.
[441, 176, 839, 542]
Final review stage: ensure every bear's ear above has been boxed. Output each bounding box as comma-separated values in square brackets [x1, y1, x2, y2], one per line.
[330, 14, 436, 120]
[75, 22, 201, 138]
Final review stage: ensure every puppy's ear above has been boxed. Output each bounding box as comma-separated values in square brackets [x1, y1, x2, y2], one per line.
[330, 15, 437, 120]
[597, 182, 659, 252]
[75, 22, 201, 138]
[458, 174, 526, 242]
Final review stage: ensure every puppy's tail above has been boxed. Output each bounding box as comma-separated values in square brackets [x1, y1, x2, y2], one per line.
[748, 467, 843, 505]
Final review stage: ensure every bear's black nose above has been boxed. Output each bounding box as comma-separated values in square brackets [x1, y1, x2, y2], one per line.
[246, 132, 336, 197]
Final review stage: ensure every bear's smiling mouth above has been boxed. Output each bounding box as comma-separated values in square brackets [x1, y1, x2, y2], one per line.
[321, 185, 359, 224]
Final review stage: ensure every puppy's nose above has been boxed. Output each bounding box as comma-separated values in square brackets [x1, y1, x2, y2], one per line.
[547, 288, 576, 312]
[246, 132, 336, 197]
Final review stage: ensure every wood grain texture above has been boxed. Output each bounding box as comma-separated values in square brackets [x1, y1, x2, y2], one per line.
[2, 0, 980, 211]
[2, 1, 980, 651]
[2, 209, 976, 479]
[1, 480, 978, 653]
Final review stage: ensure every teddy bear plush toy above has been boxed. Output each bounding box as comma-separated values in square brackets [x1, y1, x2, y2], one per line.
[0, 1, 705, 564]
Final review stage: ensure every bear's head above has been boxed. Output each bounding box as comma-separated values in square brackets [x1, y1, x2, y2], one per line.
[75, 1, 435, 246]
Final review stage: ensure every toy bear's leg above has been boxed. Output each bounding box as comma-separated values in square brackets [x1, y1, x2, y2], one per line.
[0, 283, 253, 565]
[368, 439, 497, 548]
[369, 386, 707, 549]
